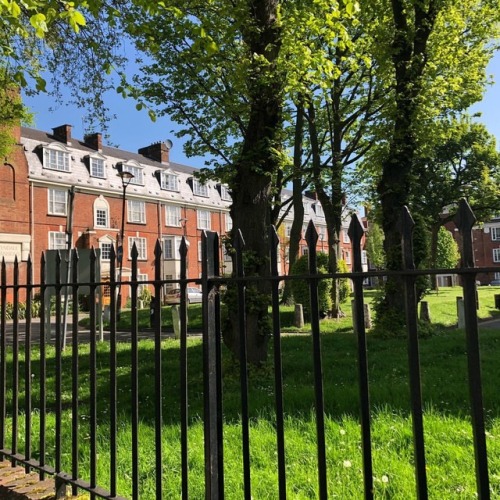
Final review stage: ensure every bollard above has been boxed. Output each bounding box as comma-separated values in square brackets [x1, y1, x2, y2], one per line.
[420, 301, 431, 323]
[364, 303, 372, 329]
[494, 294, 500, 310]
[351, 300, 357, 333]
[457, 297, 465, 329]
[171, 305, 181, 339]
[103, 305, 110, 322]
[294, 303, 304, 329]
[352, 300, 372, 333]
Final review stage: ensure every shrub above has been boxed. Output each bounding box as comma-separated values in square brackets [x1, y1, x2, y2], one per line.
[290, 252, 332, 320]
[336, 259, 351, 304]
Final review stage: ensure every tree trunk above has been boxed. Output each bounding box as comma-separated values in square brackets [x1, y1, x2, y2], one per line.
[222, 0, 283, 365]
[430, 223, 440, 290]
[307, 101, 344, 317]
[282, 101, 305, 305]
[375, 0, 438, 332]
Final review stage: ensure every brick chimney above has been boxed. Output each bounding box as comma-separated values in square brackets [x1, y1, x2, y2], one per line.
[138, 141, 171, 164]
[52, 124, 72, 145]
[84, 132, 102, 152]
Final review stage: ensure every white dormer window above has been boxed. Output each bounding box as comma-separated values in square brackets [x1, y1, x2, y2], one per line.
[193, 179, 209, 197]
[220, 185, 231, 201]
[315, 204, 324, 217]
[161, 172, 179, 191]
[89, 155, 106, 178]
[122, 161, 144, 185]
[43, 144, 70, 172]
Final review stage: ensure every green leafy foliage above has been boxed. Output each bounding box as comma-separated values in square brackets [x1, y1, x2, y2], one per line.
[336, 259, 352, 305]
[290, 252, 332, 319]
[436, 227, 460, 269]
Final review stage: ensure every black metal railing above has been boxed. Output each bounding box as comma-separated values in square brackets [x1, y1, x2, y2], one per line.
[0, 200, 498, 499]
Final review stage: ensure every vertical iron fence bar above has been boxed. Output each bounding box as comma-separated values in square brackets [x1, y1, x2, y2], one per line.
[109, 245, 118, 498]
[55, 251, 63, 473]
[214, 238, 224, 498]
[269, 227, 286, 499]
[348, 215, 374, 499]
[179, 237, 189, 499]
[11, 257, 19, 466]
[455, 199, 489, 498]
[153, 241, 163, 499]
[202, 231, 223, 499]
[0, 259, 6, 459]
[24, 256, 33, 472]
[400, 207, 428, 499]
[305, 221, 327, 499]
[71, 250, 80, 496]
[234, 231, 251, 500]
[39, 253, 47, 479]
[130, 245, 139, 500]
[89, 249, 98, 500]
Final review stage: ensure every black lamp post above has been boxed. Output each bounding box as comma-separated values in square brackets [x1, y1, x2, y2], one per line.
[117, 170, 134, 319]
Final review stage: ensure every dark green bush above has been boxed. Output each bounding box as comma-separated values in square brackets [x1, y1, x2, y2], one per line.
[290, 252, 332, 320]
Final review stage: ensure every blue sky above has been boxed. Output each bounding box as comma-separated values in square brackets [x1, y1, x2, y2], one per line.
[24, 51, 500, 169]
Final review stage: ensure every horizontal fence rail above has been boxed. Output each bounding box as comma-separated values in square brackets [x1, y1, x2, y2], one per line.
[0, 201, 496, 498]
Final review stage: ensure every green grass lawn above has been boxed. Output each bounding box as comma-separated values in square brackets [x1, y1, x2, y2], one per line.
[4, 309, 500, 498]
[82, 285, 500, 335]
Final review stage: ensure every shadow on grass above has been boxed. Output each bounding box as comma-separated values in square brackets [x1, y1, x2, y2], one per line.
[7, 327, 500, 428]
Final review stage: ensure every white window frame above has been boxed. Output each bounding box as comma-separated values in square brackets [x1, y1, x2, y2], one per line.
[361, 250, 368, 265]
[345, 250, 351, 265]
[343, 229, 350, 243]
[122, 162, 144, 185]
[48, 189, 68, 216]
[100, 241, 113, 261]
[90, 156, 106, 178]
[95, 208, 109, 228]
[198, 241, 203, 261]
[491, 227, 500, 241]
[128, 200, 146, 224]
[197, 210, 211, 230]
[223, 244, 232, 262]
[165, 205, 181, 227]
[93, 196, 110, 229]
[161, 172, 179, 191]
[129, 237, 147, 260]
[225, 214, 233, 233]
[220, 185, 231, 201]
[493, 248, 500, 263]
[49, 231, 67, 250]
[193, 179, 209, 197]
[494, 272, 500, 280]
[43, 145, 70, 172]
[163, 236, 182, 260]
[137, 273, 149, 296]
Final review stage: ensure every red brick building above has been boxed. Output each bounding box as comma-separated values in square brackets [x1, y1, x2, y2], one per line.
[471, 216, 500, 284]
[0, 123, 31, 296]
[2, 125, 361, 303]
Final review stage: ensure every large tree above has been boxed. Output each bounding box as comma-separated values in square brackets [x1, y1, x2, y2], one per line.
[119, 0, 358, 363]
[413, 117, 500, 288]
[361, 0, 500, 331]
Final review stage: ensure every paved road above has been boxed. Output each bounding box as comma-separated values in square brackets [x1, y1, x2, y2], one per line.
[0, 317, 187, 345]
